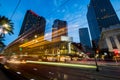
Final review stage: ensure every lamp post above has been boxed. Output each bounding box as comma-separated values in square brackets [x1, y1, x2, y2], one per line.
[92, 40, 99, 72]
[94, 51, 99, 72]
[0, 24, 9, 37]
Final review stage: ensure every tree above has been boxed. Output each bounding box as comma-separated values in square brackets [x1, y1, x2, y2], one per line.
[0, 16, 14, 37]
[0, 16, 14, 50]
[0, 37, 5, 52]
[0, 39, 5, 48]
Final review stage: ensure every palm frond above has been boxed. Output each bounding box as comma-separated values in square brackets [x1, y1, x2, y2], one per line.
[0, 16, 14, 37]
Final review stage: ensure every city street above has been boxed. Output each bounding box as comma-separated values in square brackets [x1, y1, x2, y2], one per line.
[0, 0, 120, 80]
[5, 61, 120, 80]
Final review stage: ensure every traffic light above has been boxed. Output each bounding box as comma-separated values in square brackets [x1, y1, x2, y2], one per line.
[96, 49, 99, 54]
[114, 49, 118, 56]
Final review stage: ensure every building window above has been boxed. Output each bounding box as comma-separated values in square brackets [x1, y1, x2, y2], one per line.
[109, 36, 117, 49]
[101, 9, 106, 12]
[117, 35, 120, 43]
[97, 17, 99, 19]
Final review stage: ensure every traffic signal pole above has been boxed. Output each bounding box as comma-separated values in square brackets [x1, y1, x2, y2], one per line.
[92, 40, 99, 72]
[94, 52, 99, 72]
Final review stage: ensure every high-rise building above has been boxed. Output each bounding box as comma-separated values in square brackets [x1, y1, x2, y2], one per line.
[87, 0, 120, 43]
[19, 10, 46, 39]
[52, 19, 68, 41]
[79, 28, 91, 47]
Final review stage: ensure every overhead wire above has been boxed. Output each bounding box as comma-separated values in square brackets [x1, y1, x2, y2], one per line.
[46, 0, 71, 18]
[45, 0, 86, 33]
[10, 0, 21, 19]
[9, 0, 120, 40]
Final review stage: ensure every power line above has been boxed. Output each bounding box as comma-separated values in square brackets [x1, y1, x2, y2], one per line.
[45, 0, 85, 26]
[45, 2, 120, 37]
[10, 0, 21, 19]
[46, 0, 71, 18]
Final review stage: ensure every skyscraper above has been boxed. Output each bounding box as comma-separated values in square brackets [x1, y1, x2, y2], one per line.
[52, 19, 68, 41]
[19, 10, 46, 38]
[87, 0, 120, 43]
[79, 28, 91, 47]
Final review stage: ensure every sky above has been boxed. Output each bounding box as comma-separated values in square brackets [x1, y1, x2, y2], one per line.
[0, 0, 120, 45]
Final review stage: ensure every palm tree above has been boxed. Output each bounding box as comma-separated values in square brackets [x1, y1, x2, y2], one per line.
[0, 39, 5, 48]
[0, 16, 14, 50]
[0, 37, 5, 52]
[0, 16, 14, 37]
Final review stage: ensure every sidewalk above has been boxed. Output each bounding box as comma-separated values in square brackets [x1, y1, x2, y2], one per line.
[67, 60, 120, 66]
[0, 66, 11, 80]
[0, 70, 11, 80]
[0, 63, 29, 80]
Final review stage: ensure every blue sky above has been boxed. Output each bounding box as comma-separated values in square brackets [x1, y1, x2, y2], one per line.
[0, 0, 120, 45]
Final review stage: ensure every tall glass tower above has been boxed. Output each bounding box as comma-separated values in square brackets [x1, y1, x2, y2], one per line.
[79, 28, 91, 47]
[87, 0, 120, 43]
[19, 10, 46, 37]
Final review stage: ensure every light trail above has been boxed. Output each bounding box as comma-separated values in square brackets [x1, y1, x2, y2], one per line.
[19, 27, 67, 48]
[26, 61, 96, 69]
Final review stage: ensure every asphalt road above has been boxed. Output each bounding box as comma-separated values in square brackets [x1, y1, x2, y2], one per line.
[5, 61, 120, 80]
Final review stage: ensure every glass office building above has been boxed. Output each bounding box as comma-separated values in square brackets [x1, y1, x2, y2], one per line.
[19, 10, 46, 38]
[79, 28, 91, 47]
[87, 0, 120, 43]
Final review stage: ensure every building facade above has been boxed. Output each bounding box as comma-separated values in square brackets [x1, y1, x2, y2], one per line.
[51, 19, 72, 55]
[3, 13, 82, 61]
[3, 10, 46, 56]
[99, 25, 120, 54]
[87, 0, 120, 43]
[19, 10, 46, 39]
[52, 19, 68, 41]
[79, 28, 91, 48]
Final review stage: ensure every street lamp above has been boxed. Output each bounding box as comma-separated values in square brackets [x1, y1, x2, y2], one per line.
[34, 35, 38, 38]
[3, 24, 9, 28]
[4, 31, 8, 34]
[0, 24, 9, 37]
